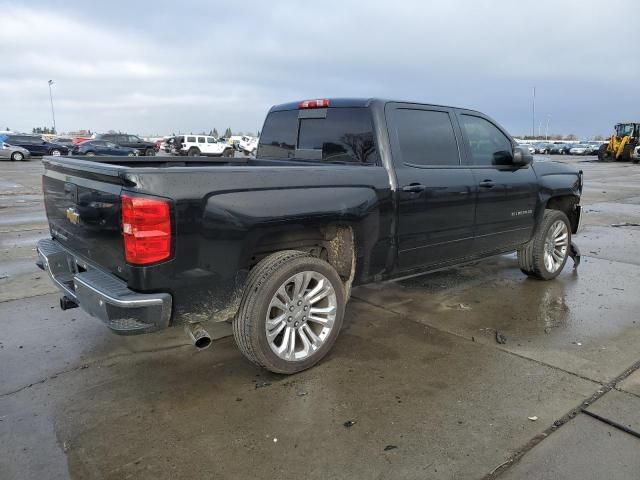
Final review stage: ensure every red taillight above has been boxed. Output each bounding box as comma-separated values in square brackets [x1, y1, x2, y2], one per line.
[121, 193, 171, 265]
[298, 98, 330, 109]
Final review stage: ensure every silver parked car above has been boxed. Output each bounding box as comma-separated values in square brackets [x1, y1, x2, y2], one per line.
[0, 142, 31, 161]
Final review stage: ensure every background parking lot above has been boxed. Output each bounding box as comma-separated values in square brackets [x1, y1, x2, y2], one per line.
[1, 155, 640, 479]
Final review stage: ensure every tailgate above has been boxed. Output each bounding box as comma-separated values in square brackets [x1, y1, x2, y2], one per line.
[42, 158, 127, 277]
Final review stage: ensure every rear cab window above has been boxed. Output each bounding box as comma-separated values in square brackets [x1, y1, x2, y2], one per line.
[258, 107, 378, 164]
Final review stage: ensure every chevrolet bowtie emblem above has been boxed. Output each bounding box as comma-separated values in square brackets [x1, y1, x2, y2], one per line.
[66, 207, 80, 225]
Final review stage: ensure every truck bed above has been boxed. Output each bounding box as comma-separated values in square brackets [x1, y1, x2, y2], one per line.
[60, 155, 249, 169]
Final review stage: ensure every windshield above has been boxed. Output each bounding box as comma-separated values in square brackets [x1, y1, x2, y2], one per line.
[616, 124, 634, 136]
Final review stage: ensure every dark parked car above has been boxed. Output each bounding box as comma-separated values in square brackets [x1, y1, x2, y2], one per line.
[3, 134, 69, 156]
[73, 140, 139, 156]
[549, 143, 568, 154]
[37, 97, 583, 374]
[94, 133, 156, 156]
[53, 137, 75, 148]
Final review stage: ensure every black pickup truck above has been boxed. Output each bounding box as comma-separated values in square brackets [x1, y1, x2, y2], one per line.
[37, 98, 583, 373]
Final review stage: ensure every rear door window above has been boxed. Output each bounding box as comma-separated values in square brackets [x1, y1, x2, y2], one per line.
[391, 109, 460, 166]
[197, 137, 206, 143]
[186, 136, 196, 143]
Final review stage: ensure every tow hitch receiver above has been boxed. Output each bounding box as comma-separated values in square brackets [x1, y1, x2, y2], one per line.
[60, 296, 79, 310]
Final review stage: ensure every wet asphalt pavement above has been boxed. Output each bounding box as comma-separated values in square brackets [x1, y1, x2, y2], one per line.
[1, 156, 640, 479]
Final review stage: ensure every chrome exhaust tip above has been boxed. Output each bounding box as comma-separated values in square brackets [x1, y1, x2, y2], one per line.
[185, 323, 212, 349]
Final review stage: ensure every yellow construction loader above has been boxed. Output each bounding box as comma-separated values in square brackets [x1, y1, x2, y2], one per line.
[598, 122, 640, 162]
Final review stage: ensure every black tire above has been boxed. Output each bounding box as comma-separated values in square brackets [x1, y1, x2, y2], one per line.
[517, 210, 571, 280]
[145, 148, 155, 157]
[223, 148, 234, 158]
[233, 250, 346, 374]
[10, 152, 24, 161]
[85, 151, 96, 156]
[187, 148, 200, 157]
[597, 144, 611, 162]
[50, 149, 62, 156]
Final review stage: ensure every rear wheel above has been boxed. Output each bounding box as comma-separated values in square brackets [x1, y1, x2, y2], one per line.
[145, 148, 155, 157]
[187, 148, 200, 157]
[233, 251, 346, 374]
[10, 152, 24, 161]
[85, 151, 96, 156]
[50, 149, 61, 156]
[518, 210, 571, 280]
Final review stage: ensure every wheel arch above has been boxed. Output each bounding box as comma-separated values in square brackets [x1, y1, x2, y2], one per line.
[244, 223, 357, 297]
[545, 194, 580, 233]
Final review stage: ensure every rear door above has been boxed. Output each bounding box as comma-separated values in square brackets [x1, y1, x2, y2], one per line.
[386, 104, 476, 270]
[456, 111, 538, 253]
[117, 135, 131, 148]
[197, 136, 208, 154]
[104, 142, 122, 155]
[31, 137, 48, 155]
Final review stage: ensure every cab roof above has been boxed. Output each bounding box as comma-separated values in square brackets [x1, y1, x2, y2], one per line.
[269, 97, 480, 114]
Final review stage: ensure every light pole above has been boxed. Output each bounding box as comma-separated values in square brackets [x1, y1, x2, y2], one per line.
[531, 86, 536, 139]
[545, 114, 551, 141]
[48, 80, 56, 134]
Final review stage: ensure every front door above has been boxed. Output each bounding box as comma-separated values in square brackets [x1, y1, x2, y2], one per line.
[456, 112, 538, 253]
[387, 104, 477, 270]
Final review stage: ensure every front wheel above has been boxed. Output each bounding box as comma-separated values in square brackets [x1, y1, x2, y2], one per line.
[50, 149, 61, 156]
[518, 210, 571, 280]
[233, 251, 346, 374]
[598, 144, 611, 162]
[620, 144, 633, 162]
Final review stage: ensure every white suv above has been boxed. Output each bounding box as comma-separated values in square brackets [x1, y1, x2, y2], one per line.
[178, 135, 234, 157]
[239, 135, 258, 155]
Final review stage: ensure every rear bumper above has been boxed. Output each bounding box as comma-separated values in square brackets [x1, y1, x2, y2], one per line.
[36, 238, 172, 335]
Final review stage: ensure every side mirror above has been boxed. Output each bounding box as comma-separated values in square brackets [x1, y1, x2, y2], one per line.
[513, 147, 533, 166]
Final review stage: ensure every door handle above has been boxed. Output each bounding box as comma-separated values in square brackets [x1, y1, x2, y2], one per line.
[479, 180, 495, 188]
[401, 183, 426, 193]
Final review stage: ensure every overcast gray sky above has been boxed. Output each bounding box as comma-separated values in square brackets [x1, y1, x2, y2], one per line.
[1, 0, 638, 138]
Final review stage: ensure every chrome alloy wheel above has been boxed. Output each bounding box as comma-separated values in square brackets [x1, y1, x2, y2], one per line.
[265, 271, 337, 361]
[544, 220, 568, 273]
